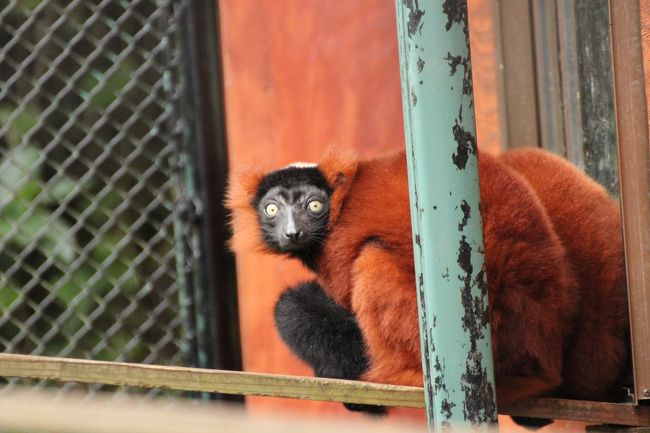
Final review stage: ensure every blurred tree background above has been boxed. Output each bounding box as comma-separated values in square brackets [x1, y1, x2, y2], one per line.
[0, 0, 192, 393]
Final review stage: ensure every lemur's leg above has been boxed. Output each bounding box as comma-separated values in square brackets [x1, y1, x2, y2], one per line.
[351, 244, 423, 387]
[274, 280, 385, 415]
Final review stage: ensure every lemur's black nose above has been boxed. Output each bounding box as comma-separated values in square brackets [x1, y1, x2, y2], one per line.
[284, 231, 303, 241]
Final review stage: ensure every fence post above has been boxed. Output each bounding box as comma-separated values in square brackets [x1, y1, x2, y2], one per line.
[394, 1, 498, 431]
[177, 0, 243, 402]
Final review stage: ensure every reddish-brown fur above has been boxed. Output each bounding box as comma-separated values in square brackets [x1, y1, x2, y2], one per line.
[228, 148, 629, 405]
[500, 149, 628, 399]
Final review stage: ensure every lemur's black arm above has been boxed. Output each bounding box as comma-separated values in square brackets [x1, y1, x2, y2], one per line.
[274, 280, 368, 379]
[273, 280, 385, 415]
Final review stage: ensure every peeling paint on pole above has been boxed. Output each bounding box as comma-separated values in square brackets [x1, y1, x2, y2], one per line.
[394, 0, 498, 431]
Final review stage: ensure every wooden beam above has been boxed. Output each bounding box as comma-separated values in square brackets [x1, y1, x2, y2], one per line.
[0, 353, 423, 408]
[502, 398, 650, 427]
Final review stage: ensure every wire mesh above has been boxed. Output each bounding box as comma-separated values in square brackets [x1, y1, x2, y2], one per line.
[0, 0, 194, 394]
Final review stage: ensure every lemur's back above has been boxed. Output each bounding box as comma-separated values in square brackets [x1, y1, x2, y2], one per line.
[500, 148, 629, 399]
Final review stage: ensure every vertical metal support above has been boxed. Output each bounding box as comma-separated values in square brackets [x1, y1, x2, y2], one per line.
[609, 0, 650, 403]
[556, 0, 583, 166]
[495, 0, 539, 149]
[531, 0, 565, 155]
[164, 2, 200, 373]
[395, 1, 498, 431]
[558, 0, 619, 196]
[573, 0, 619, 196]
[178, 0, 243, 402]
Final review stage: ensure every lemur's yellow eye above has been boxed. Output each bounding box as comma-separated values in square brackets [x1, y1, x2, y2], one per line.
[265, 203, 278, 217]
[308, 200, 323, 213]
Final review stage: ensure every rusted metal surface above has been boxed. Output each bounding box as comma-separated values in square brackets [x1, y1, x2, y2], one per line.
[395, 0, 498, 431]
[609, 0, 650, 403]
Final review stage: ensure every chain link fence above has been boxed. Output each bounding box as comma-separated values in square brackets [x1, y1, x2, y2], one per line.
[0, 0, 213, 395]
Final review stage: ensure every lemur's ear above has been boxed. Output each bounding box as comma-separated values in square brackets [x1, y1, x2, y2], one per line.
[225, 167, 272, 254]
[318, 148, 359, 224]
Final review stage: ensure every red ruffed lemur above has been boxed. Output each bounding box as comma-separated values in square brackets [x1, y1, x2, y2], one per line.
[227, 148, 630, 418]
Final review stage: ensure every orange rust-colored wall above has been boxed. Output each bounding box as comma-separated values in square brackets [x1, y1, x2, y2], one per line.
[219, 0, 498, 421]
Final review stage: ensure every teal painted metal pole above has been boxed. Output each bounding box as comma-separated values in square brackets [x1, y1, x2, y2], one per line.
[394, 1, 498, 431]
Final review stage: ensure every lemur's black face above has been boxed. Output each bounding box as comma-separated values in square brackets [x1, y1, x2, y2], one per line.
[254, 166, 332, 268]
[258, 184, 330, 251]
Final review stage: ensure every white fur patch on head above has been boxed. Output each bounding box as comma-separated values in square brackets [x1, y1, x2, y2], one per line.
[284, 161, 318, 169]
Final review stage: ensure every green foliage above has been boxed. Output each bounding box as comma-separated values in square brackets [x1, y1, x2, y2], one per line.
[82, 66, 133, 109]
[0, 285, 21, 309]
[17, 0, 43, 12]
[0, 145, 77, 263]
[0, 107, 40, 150]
